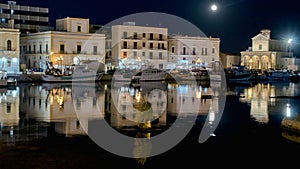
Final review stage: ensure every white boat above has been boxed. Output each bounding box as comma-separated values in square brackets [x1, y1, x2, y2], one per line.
[132, 68, 167, 82]
[41, 65, 103, 82]
[0, 71, 17, 87]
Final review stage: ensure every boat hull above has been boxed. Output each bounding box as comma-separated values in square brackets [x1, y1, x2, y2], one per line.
[41, 73, 103, 83]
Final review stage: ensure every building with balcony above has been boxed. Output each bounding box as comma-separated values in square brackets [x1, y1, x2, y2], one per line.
[0, 1, 52, 34]
[168, 35, 220, 68]
[20, 17, 106, 71]
[111, 22, 168, 69]
[240, 29, 293, 70]
[0, 27, 20, 73]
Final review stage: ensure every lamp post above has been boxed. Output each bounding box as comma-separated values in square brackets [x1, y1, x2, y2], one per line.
[56, 55, 63, 72]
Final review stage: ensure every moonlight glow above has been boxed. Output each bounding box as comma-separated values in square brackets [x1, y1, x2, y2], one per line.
[211, 4, 218, 11]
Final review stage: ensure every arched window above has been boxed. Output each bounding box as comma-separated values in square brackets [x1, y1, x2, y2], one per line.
[7, 40, 12, 50]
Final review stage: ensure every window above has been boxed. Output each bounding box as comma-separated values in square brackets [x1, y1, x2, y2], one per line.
[193, 48, 196, 55]
[123, 32, 127, 39]
[259, 44, 262, 50]
[93, 46, 97, 54]
[183, 47, 186, 55]
[46, 44, 48, 53]
[77, 26, 81, 32]
[159, 64, 163, 69]
[150, 33, 153, 40]
[133, 51, 137, 57]
[7, 102, 11, 113]
[77, 45, 82, 54]
[142, 42, 146, 47]
[149, 43, 153, 49]
[205, 48, 207, 55]
[7, 40, 11, 50]
[142, 52, 145, 56]
[143, 33, 146, 38]
[159, 52, 163, 59]
[23, 46, 26, 53]
[29, 45, 31, 53]
[39, 44, 42, 53]
[158, 43, 161, 49]
[149, 52, 153, 59]
[172, 46, 175, 53]
[212, 47, 215, 54]
[133, 42, 138, 49]
[123, 52, 127, 58]
[123, 41, 127, 49]
[60, 44, 65, 53]
[159, 34, 163, 40]
[33, 45, 36, 53]
[133, 32, 137, 39]
[162, 43, 165, 50]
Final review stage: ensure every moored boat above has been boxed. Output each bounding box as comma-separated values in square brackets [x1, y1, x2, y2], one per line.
[41, 64, 103, 82]
[132, 68, 167, 82]
[225, 65, 257, 81]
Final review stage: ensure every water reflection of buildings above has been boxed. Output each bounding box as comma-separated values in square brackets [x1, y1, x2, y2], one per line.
[238, 82, 299, 123]
[0, 87, 20, 143]
[109, 82, 167, 130]
[19, 83, 105, 137]
[167, 83, 212, 116]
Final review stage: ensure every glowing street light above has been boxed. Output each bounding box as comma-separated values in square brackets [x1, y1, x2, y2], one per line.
[288, 38, 293, 44]
[56, 55, 63, 71]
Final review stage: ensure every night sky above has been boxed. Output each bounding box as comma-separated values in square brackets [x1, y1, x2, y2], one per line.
[2, 0, 300, 55]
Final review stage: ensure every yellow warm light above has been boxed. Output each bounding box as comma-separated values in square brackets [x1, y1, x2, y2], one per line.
[196, 92, 202, 99]
[135, 92, 141, 103]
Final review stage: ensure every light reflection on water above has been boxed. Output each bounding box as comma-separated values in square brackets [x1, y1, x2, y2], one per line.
[0, 81, 300, 145]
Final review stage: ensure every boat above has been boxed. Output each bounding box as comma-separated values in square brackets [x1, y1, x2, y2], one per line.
[260, 69, 292, 81]
[41, 64, 103, 83]
[0, 71, 17, 87]
[132, 68, 167, 82]
[225, 65, 257, 81]
[112, 68, 138, 82]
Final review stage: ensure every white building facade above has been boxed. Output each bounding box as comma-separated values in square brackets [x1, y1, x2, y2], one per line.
[0, 28, 20, 74]
[20, 17, 105, 71]
[240, 29, 293, 70]
[168, 35, 220, 68]
[111, 22, 168, 69]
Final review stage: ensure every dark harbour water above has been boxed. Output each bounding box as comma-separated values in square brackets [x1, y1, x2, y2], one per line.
[1, 81, 300, 168]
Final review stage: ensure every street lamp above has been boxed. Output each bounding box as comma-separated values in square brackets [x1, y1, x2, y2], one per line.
[56, 55, 63, 72]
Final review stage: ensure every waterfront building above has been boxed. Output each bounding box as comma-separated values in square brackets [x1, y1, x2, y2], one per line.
[0, 27, 20, 74]
[240, 29, 293, 70]
[168, 35, 220, 68]
[20, 17, 106, 71]
[0, 1, 52, 34]
[111, 22, 168, 69]
[219, 52, 241, 68]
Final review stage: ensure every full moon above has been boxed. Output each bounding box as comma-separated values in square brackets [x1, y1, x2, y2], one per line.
[211, 4, 218, 11]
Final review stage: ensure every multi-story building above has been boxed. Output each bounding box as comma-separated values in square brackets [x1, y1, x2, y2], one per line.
[0, 27, 20, 73]
[0, 1, 52, 34]
[111, 22, 168, 69]
[240, 29, 293, 70]
[20, 17, 106, 71]
[168, 35, 220, 68]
